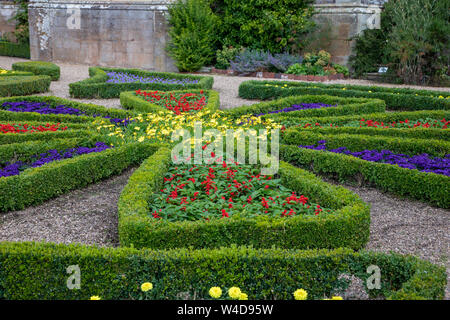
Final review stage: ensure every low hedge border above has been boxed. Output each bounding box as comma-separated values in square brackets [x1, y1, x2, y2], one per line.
[0, 75, 51, 97]
[120, 89, 220, 114]
[238, 80, 450, 111]
[118, 147, 370, 250]
[223, 94, 385, 119]
[280, 110, 450, 141]
[0, 95, 137, 123]
[12, 61, 61, 81]
[0, 41, 30, 58]
[0, 129, 95, 145]
[0, 140, 161, 212]
[280, 144, 450, 208]
[0, 242, 445, 300]
[0, 71, 34, 77]
[69, 67, 214, 99]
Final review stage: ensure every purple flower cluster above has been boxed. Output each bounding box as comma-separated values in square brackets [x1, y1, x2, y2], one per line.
[298, 140, 450, 176]
[105, 71, 199, 86]
[1, 101, 132, 127]
[254, 103, 337, 117]
[0, 142, 112, 178]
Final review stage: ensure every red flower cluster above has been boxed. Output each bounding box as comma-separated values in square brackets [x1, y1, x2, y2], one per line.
[0, 123, 68, 134]
[135, 89, 207, 115]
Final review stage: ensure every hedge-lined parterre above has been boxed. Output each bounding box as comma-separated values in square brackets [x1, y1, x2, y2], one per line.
[0, 242, 445, 300]
[238, 80, 450, 111]
[12, 61, 61, 81]
[69, 67, 214, 98]
[118, 147, 370, 250]
[120, 89, 220, 114]
[0, 75, 51, 97]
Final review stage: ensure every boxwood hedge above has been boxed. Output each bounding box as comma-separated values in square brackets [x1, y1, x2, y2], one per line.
[0, 242, 445, 300]
[280, 132, 450, 208]
[0, 41, 30, 58]
[0, 138, 161, 212]
[12, 61, 61, 81]
[118, 147, 370, 250]
[238, 80, 450, 111]
[120, 89, 220, 114]
[69, 67, 214, 98]
[0, 75, 51, 97]
[223, 95, 385, 119]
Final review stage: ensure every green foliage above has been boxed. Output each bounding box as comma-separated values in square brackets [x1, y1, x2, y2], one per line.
[0, 129, 94, 145]
[167, 0, 218, 71]
[0, 242, 445, 300]
[238, 80, 450, 111]
[281, 131, 450, 208]
[12, 61, 60, 81]
[0, 40, 30, 58]
[69, 67, 214, 98]
[224, 94, 385, 119]
[120, 89, 220, 114]
[210, 0, 316, 54]
[215, 45, 242, 69]
[286, 50, 348, 76]
[118, 147, 370, 250]
[0, 75, 51, 97]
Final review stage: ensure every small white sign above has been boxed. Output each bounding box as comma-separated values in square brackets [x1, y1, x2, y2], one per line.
[280, 74, 289, 79]
[378, 67, 388, 73]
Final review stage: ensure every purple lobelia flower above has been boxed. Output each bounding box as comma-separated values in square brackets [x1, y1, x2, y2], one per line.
[0, 142, 113, 178]
[298, 140, 450, 176]
[105, 71, 199, 86]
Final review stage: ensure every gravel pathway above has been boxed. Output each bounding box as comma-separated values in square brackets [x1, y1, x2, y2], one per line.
[0, 56, 449, 298]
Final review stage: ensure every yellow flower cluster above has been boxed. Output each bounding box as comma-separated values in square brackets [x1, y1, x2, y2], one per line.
[90, 295, 101, 300]
[208, 286, 248, 300]
[293, 288, 308, 300]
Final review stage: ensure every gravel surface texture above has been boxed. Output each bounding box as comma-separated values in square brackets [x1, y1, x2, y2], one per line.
[0, 56, 448, 299]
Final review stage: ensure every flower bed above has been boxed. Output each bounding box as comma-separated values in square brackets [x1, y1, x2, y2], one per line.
[69, 67, 214, 98]
[120, 89, 220, 115]
[118, 147, 370, 250]
[298, 140, 449, 176]
[0, 242, 445, 300]
[0, 122, 68, 134]
[238, 80, 450, 111]
[281, 130, 450, 208]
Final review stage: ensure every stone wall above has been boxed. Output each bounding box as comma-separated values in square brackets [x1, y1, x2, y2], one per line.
[25, 0, 388, 70]
[28, 0, 177, 71]
[0, 0, 18, 41]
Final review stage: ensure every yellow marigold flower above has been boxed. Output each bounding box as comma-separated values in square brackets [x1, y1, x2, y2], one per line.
[209, 287, 222, 299]
[293, 289, 308, 300]
[238, 293, 248, 300]
[438, 96, 443, 99]
[331, 296, 343, 300]
[90, 296, 101, 300]
[138, 136, 145, 142]
[141, 282, 153, 292]
[228, 287, 242, 299]
[342, 88, 346, 90]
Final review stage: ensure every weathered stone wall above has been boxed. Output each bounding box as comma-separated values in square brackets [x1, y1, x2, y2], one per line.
[0, 0, 18, 41]
[26, 0, 389, 70]
[314, 0, 388, 65]
[28, 0, 177, 71]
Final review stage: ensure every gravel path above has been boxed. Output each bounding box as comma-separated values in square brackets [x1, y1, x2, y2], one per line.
[0, 56, 449, 298]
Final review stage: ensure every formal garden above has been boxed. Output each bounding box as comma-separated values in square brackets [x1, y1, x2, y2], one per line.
[0, 0, 448, 302]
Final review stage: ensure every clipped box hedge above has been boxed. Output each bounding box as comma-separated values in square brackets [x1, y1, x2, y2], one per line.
[0, 242, 446, 300]
[223, 94, 386, 119]
[118, 147, 370, 250]
[0, 75, 51, 97]
[238, 80, 450, 111]
[0, 128, 94, 145]
[120, 89, 220, 114]
[69, 67, 214, 98]
[0, 95, 137, 123]
[281, 110, 450, 141]
[0, 41, 30, 58]
[280, 131, 450, 208]
[12, 61, 61, 81]
[0, 139, 161, 212]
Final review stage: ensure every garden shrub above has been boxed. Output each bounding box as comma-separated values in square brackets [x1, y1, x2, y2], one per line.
[0, 75, 51, 97]
[120, 89, 220, 114]
[280, 131, 450, 208]
[229, 49, 303, 74]
[238, 80, 450, 111]
[0, 242, 445, 300]
[0, 140, 161, 212]
[167, 0, 218, 72]
[12, 61, 60, 81]
[69, 67, 214, 98]
[0, 41, 30, 58]
[286, 50, 349, 76]
[214, 45, 243, 70]
[118, 147, 370, 250]
[223, 94, 385, 119]
[0, 128, 94, 145]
